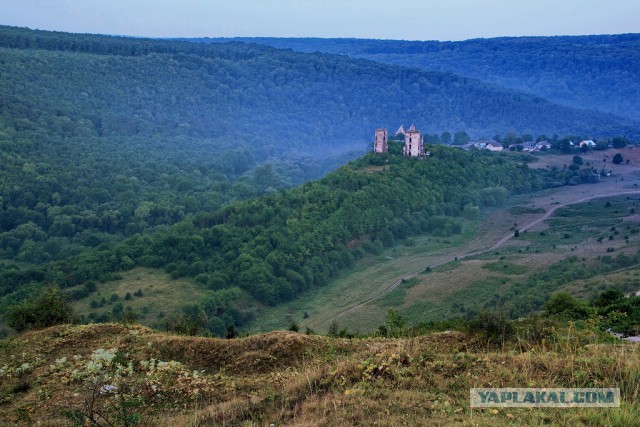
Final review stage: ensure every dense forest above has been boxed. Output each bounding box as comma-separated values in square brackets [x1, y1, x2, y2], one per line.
[2, 25, 637, 142]
[201, 35, 640, 123]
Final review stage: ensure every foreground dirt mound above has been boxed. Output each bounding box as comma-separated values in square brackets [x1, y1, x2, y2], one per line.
[153, 330, 337, 373]
[1, 324, 639, 426]
[8, 324, 344, 374]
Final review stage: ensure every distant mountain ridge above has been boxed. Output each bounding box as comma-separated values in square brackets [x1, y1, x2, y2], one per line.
[1, 25, 637, 144]
[192, 34, 640, 123]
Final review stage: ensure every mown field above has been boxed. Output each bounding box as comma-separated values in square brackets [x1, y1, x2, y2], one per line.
[70, 268, 207, 329]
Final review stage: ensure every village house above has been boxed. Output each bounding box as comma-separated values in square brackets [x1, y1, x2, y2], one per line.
[470, 140, 503, 151]
[486, 141, 503, 151]
[580, 140, 596, 148]
[534, 141, 552, 151]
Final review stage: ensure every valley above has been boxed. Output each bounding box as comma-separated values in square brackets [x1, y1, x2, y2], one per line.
[251, 149, 640, 333]
[1, 21, 640, 426]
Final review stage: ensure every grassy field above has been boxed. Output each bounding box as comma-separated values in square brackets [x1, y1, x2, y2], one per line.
[70, 268, 207, 329]
[398, 194, 640, 324]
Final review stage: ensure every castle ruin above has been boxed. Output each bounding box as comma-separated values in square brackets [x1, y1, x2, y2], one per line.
[402, 125, 424, 157]
[374, 125, 425, 157]
[373, 128, 388, 153]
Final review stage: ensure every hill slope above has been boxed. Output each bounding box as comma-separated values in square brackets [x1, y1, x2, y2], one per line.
[198, 34, 640, 123]
[0, 323, 638, 426]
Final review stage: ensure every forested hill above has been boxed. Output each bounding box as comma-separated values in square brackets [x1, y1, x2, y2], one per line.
[197, 34, 640, 123]
[1, 146, 557, 335]
[2, 25, 638, 143]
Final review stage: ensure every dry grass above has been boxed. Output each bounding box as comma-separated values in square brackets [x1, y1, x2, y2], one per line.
[1, 324, 639, 426]
[404, 259, 499, 304]
[529, 147, 640, 172]
[559, 267, 640, 299]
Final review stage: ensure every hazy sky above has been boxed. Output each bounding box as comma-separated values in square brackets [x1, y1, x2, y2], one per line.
[2, 0, 638, 41]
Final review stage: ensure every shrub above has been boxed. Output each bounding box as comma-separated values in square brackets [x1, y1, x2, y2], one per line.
[592, 289, 625, 308]
[288, 321, 299, 332]
[466, 311, 515, 347]
[544, 292, 594, 320]
[514, 315, 559, 345]
[164, 306, 207, 336]
[613, 153, 624, 164]
[4, 288, 74, 332]
[378, 309, 407, 338]
[462, 203, 480, 220]
[328, 321, 339, 337]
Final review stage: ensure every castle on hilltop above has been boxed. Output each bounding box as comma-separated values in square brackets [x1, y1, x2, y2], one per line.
[374, 125, 427, 157]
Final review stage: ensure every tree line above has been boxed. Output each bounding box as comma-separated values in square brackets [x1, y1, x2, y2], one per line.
[221, 35, 640, 123]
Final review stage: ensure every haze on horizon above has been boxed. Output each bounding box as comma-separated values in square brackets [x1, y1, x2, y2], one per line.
[2, 0, 638, 41]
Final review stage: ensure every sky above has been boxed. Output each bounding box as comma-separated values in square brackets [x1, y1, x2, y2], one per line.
[1, 0, 638, 41]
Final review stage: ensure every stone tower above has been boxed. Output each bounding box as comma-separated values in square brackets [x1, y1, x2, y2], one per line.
[403, 126, 424, 157]
[373, 128, 388, 153]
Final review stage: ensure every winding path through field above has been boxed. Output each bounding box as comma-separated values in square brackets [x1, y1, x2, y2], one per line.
[320, 189, 639, 325]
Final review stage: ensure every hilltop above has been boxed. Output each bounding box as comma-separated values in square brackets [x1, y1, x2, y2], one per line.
[196, 34, 640, 122]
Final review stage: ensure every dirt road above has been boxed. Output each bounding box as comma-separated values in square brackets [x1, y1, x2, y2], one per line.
[321, 189, 639, 325]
